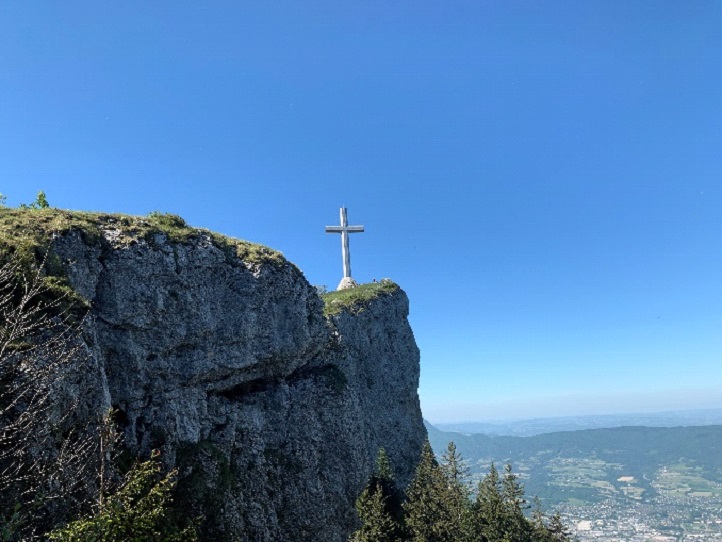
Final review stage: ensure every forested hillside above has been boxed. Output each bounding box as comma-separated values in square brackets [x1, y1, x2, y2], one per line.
[351, 444, 572, 542]
[426, 421, 722, 505]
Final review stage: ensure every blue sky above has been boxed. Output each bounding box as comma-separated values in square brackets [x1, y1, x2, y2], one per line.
[2, 1, 721, 422]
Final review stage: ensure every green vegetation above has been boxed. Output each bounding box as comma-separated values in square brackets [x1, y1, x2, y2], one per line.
[0, 506, 22, 542]
[654, 463, 722, 499]
[173, 440, 237, 538]
[19, 190, 50, 210]
[351, 441, 571, 542]
[0, 207, 285, 269]
[321, 280, 399, 316]
[49, 454, 198, 542]
[352, 449, 406, 542]
[425, 421, 722, 507]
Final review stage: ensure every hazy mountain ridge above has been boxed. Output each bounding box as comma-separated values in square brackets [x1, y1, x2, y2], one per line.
[425, 421, 722, 506]
[435, 408, 722, 437]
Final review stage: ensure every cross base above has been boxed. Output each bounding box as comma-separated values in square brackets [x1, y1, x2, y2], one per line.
[337, 277, 358, 291]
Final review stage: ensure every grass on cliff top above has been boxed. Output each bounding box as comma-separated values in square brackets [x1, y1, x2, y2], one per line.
[0, 208, 285, 267]
[0, 208, 285, 313]
[321, 280, 399, 316]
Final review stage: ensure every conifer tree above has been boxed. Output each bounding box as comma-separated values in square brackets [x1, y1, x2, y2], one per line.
[351, 484, 400, 542]
[531, 496, 554, 542]
[351, 448, 405, 542]
[372, 448, 405, 527]
[354, 441, 572, 542]
[502, 463, 531, 541]
[547, 513, 573, 541]
[439, 442, 472, 542]
[471, 463, 505, 542]
[375, 448, 395, 481]
[403, 441, 442, 542]
[403, 440, 458, 542]
[48, 454, 197, 542]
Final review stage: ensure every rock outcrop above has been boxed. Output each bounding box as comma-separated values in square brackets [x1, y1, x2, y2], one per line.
[41, 214, 425, 541]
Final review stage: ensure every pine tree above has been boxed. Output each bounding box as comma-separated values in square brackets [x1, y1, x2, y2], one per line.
[350, 448, 405, 542]
[547, 513, 573, 542]
[353, 442, 572, 542]
[375, 448, 395, 481]
[439, 442, 472, 542]
[530, 497, 554, 542]
[18, 190, 50, 210]
[502, 463, 531, 541]
[373, 448, 404, 527]
[471, 463, 505, 542]
[351, 484, 400, 542]
[48, 454, 197, 542]
[403, 440, 457, 542]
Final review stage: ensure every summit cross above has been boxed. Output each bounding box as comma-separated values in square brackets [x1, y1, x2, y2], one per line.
[325, 207, 364, 290]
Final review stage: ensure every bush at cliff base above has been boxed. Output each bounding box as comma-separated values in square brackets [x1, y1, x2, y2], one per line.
[49, 456, 198, 542]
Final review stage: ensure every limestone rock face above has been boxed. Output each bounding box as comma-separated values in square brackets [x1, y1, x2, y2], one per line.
[49, 227, 425, 541]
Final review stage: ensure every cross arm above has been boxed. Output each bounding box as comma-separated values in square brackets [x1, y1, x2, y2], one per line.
[325, 226, 365, 233]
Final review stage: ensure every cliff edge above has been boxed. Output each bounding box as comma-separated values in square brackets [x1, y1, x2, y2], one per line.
[1, 210, 426, 541]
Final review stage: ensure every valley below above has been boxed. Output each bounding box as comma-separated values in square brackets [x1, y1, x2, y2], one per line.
[426, 421, 722, 541]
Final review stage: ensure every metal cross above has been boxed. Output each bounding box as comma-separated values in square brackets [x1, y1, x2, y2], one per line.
[325, 207, 364, 279]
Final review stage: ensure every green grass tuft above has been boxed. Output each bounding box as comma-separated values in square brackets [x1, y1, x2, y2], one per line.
[321, 280, 399, 316]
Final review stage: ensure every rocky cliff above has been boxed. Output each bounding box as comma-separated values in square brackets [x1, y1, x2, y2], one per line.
[3, 210, 426, 541]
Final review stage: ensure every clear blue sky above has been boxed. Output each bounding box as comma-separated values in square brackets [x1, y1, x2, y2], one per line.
[2, 1, 721, 422]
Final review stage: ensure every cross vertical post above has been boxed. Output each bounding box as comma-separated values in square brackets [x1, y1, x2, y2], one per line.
[325, 207, 364, 290]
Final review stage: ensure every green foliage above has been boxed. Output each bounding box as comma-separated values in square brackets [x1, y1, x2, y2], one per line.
[501, 463, 532, 540]
[403, 440, 476, 542]
[19, 190, 50, 210]
[353, 441, 571, 542]
[472, 462, 505, 540]
[36, 191, 50, 209]
[0, 505, 22, 542]
[403, 440, 463, 542]
[547, 513, 573, 542]
[440, 442, 472, 541]
[469, 462, 568, 542]
[49, 454, 197, 542]
[0, 208, 286, 277]
[351, 449, 405, 542]
[208, 231, 286, 267]
[375, 449, 395, 483]
[0, 194, 7, 207]
[351, 484, 401, 542]
[147, 211, 186, 228]
[322, 280, 399, 316]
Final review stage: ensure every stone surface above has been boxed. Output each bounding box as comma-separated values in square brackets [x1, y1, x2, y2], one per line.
[337, 276, 358, 290]
[47, 225, 425, 541]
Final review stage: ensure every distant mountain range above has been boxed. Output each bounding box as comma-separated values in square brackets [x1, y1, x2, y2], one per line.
[433, 408, 722, 437]
[425, 420, 722, 506]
